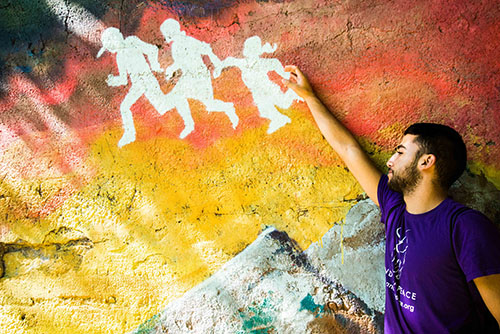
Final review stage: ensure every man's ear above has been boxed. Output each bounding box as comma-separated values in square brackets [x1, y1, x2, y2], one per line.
[419, 154, 436, 170]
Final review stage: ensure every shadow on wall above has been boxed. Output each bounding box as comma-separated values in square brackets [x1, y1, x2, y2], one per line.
[0, 0, 146, 220]
[0, 0, 251, 90]
[450, 170, 500, 225]
[0, 0, 126, 96]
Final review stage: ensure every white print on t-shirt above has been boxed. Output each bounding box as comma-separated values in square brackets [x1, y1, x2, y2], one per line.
[389, 227, 410, 280]
[386, 281, 417, 301]
[386, 227, 417, 312]
[386, 281, 417, 312]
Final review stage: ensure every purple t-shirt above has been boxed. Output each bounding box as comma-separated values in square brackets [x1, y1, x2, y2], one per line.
[378, 174, 500, 333]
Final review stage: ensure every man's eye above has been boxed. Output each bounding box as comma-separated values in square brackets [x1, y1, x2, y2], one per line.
[396, 151, 403, 155]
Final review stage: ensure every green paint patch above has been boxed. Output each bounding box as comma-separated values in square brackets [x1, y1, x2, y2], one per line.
[238, 299, 276, 334]
[299, 293, 324, 318]
[133, 313, 161, 334]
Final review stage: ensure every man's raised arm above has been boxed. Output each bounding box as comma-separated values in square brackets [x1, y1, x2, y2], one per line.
[283, 65, 382, 205]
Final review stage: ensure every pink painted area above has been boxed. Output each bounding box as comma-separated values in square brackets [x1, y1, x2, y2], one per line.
[1, 0, 500, 221]
[3, 1, 500, 160]
[1, 65, 78, 113]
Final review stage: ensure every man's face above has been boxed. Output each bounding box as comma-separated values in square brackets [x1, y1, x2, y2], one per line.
[386, 135, 422, 194]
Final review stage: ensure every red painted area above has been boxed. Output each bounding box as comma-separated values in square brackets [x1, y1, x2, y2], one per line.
[2, 0, 500, 219]
[0, 47, 104, 217]
[4, 0, 499, 156]
[1, 67, 78, 113]
[287, 0, 500, 166]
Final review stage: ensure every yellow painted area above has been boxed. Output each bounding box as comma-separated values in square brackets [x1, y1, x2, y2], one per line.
[468, 161, 500, 190]
[376, 123, 407, 147]
[0, 107, 363, 333]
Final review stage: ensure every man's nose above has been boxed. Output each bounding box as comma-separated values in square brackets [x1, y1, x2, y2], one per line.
[387, 156, 394, 168]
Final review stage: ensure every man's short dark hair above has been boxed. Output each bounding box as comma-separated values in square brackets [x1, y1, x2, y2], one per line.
[404, 123, 467, 189]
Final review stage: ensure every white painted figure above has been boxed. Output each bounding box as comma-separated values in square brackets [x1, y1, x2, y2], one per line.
[97, 27, 171, 147]
[98, 23, 298, 146]
[215, 36, 302, 134]
[160, 19, 238, 139]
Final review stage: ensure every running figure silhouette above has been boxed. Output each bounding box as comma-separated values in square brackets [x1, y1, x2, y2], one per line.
[97, 27, 171, 147]
[215, 36, 302, 134]
[160, 19, 238, 139]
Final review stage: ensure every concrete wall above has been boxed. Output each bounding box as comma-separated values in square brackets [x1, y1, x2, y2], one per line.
[0, 0, 499, 333]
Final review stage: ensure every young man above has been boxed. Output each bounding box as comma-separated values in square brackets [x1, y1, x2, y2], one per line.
[283, 65, 500, 333]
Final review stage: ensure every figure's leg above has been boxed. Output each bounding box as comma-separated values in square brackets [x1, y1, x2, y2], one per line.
[203, 99, 239, 129]
[118, 88, 143, 147]
[267, 112, 291, 134]
[147, 82, 196, 138]
[275, 89, 303, 109]
[192, 77, 239, 129]
[255, 101, 291, 134]
[145, 82, 175, 115]
[175, 99, 195, 139]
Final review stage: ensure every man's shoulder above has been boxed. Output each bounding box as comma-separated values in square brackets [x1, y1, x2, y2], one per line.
[440, 198, 497, 235]
[442, 197, 490, 220]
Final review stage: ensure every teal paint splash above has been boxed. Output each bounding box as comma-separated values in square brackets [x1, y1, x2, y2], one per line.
[15, 65, 32, 73]
[132, 313, 160, 334]
[299, 294, 324, 318]
[238, 298, 276, 334]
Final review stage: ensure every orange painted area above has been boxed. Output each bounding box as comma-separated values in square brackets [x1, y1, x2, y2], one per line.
[1, 0, 500, 332]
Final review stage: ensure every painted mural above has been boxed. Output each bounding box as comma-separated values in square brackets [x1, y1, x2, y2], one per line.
[1, 0, 500, 333]
[98, 18, 300, 147]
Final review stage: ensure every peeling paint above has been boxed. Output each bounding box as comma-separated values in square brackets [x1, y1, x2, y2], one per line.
[238, 299, 276, 334]
[299, 293, 324, 318]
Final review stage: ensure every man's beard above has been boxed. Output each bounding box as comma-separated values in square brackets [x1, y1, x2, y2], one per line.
[388, 156, 422, 195]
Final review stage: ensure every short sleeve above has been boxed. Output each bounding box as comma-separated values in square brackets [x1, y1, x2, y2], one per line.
[453, 210, 500, 282]
[377, 174, 404, 223]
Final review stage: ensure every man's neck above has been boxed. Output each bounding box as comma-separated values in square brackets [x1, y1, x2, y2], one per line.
[404, 182, 448, 215]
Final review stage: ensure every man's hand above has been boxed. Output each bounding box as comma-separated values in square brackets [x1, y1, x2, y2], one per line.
[281, 64, 381, 205]
[282, 65, 316, 100]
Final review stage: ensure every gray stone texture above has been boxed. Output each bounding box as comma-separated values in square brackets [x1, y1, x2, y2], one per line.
[132, 227, 383, 334]
[306, 199, 385, 313]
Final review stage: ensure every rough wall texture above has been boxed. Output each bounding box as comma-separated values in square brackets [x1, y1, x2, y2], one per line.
[1, 0, 499, 333]
[131, 226, 383, 334]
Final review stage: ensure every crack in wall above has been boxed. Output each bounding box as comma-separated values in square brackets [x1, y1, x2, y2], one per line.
[0, 227, 93, 278]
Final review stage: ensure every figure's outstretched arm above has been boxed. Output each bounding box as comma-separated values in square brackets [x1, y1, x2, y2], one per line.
[283, 65, 382, 205]
[266, 58, 289, 79]
[213, 57, 241, 79]
[130, 36, 162, 72]
[107, 55, 128, 87]
[199, 41, 223, 70]
[164, 62, 181, 80]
